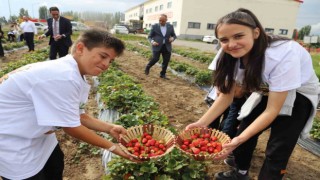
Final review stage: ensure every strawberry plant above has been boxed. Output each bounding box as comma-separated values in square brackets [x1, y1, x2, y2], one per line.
[103, 148, 207, 180]
[126, 42, 212, 86]
[0, 49, 49, 77]
[195, 70, 212, 85]
[310, 117, 320, 140]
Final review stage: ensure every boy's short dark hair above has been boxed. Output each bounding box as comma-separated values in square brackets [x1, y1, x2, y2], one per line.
[49, 7, 59, 12]
[72, 28, 125, 56]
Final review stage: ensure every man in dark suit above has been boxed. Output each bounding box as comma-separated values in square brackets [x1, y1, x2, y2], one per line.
[39, 7, 72, 60]
[145, 14, 176, 79]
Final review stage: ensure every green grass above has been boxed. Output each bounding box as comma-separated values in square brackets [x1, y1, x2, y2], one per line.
[311, 54, 320, 80]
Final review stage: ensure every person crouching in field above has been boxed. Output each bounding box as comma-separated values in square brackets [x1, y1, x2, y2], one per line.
[186, 8, 320, 180]
[0, 29, 138, 180]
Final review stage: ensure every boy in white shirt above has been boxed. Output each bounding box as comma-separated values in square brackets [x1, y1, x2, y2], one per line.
[0, 29, 137, 180]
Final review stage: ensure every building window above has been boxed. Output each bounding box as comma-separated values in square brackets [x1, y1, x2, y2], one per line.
[149, 8, 152, 13]
[146, 9, 148, 13]
[155, 6, 158, 12]
[172, 21, 177, 27]
[207, 23, 215, 29]
[279, 29, 288, 35]
[265, 28, 274, 34]
[160, 5, 163, 10]
[188, 22, 201, 29]
[167, 2, 172, 8]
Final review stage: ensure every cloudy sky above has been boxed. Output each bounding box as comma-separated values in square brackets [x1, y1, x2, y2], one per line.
[1, 0, 319, 33]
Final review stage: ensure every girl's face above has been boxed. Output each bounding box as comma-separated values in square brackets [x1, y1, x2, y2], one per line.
[217, 23, 260, 59]
[75, 42, 117, 76]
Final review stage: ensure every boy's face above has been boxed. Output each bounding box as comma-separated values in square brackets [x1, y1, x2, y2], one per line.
[75, 43, 117, 76]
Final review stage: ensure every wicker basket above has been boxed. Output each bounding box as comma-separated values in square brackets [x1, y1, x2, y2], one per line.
[176, 127, 231, 161]
[119, 124, 175, 161]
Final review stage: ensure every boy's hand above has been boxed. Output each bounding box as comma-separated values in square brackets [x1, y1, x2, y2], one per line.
[108, 124, 127, 140]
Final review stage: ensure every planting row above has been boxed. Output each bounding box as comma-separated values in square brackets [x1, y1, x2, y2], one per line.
[97, 65, 209, 179]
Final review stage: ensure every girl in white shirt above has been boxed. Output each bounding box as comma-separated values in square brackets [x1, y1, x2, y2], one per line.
[0, 29, 138, 180]
[186, 8, 319, 180]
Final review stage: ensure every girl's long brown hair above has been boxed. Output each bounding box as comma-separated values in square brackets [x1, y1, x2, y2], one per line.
[213, 8, 289, 93]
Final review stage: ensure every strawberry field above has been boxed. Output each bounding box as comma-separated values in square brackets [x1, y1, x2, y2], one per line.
[0, 34, 319, 179]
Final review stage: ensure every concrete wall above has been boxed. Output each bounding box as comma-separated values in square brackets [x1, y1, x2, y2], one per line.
[125, 0, 301, 39]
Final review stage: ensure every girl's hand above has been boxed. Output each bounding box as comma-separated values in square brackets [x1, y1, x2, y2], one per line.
[108, 124, 127, 140]
[214, 136, 241, 160]
[185, 121, 207, 130]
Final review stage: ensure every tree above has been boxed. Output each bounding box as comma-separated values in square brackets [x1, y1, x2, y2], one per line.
[113, 12, 122, 25]
[292, 29, 299, 40]
[19, 8, 29, 18]
[39, 6, 48, 20]
[298, 25, 311, 40]
[0, 16, 7, 24]
[8, 15, 18, 23]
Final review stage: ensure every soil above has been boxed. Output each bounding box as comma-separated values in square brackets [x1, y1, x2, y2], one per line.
[1, 40, 319, 180]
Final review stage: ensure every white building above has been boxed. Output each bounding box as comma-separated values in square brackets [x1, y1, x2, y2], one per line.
[124, 0, 303, 39]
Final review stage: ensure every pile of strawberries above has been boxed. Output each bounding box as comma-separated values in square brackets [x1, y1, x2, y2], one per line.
[125, 132, 167, 158]
[179, 133, 222, 155]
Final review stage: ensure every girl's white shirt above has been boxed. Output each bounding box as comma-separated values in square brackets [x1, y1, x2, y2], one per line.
[208, 41, 320, 138]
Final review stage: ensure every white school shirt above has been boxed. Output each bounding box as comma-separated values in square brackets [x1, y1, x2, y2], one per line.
[258, 40, 319, 138]
[209, 41, 320, 137]
[207, 50, 221, 100]
[0, 55, 90, 179]
[209, 41, 317, 91]
[20, 21, 37, 34]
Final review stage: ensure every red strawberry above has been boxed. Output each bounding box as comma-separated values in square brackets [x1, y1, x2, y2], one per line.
[191, 134, 198, 139]
[146, 135, 152, 140]
[191, 147, 200, 154]
[211, 136, 218, 142]
[133, 147, 139, 152]
[154, 141, 160, 147]
[159, 144, 165, 149]
[204, 133, 211, 138]
[143, 132, 149, 137]
[211, 142, 217, 148]
[208, 147, 214, 153]
[200, 146, 207, 151]
[181, 144, 188, 150]
[126, 142, 133, 147]
[183, 140, 190, 145]
[149, 139, 156, 146]
[134, 142, 141, 148]
[142, 138, 148, 144]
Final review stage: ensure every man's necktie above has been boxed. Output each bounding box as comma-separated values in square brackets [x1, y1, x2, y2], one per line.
[53, 20, 58, 37]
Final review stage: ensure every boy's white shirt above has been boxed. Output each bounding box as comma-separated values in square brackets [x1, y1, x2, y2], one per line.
[0, 55, 90, 179]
